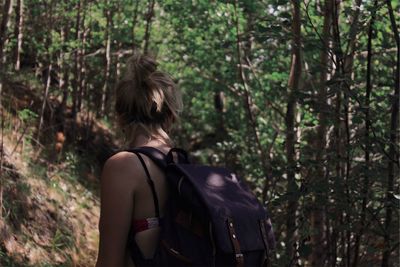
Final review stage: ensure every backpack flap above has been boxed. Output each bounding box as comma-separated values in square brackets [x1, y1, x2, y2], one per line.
[167, 163, 275, 254]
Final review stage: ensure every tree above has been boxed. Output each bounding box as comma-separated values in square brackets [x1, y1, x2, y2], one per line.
[309, 0, 332, 266]
[285, 0, 301, 263]
[0, 0, 14, 64]
[381, 1, 400, 266]
[13, 0, 24, 71]
[143, 0, 155, 54]
[100, 0, 113, 116]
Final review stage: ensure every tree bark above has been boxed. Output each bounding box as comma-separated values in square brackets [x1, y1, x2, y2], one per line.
[381, 1, 400, 266]
[100, 0, 112, 116]
[309, 0, 332, 266]
[72, 0, 82, 120]
[13, 0, 23, 71]
[116, 0, 123, 79]
[0, 0, 13, 170]
[59, 26, 68, 119]
[0, 0, 14, 64]
[342, 1, 362, 266]
[233, 0, 273, 200]
[132, 0, 140, 50]
[77, 1, 87, 112]
[331, 2, 347, 266]
[143, 0, 155, 54]
[37, 63, 52, 141]
[352, 2, 378, 266]
[285, 0, 301, 263]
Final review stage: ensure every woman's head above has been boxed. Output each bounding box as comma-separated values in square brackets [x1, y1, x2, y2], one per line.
[115, 52, 182, 146]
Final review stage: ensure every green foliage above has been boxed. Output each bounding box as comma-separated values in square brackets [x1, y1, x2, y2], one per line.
[17, 109, 38, 123]
[1, 0, 398, 265]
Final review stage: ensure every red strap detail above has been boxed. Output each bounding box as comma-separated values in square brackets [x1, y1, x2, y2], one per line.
[132, 217, 162, 234]
[133, 219, 149, 233]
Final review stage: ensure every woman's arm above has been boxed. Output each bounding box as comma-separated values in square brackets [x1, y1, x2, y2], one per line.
[95, 152, 142, 267]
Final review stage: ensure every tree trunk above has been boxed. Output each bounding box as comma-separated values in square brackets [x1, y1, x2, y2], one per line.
[59, 26, 68, 119]
[79, 27, 88, 113]
[37, 63, 52, 141]
[0, 0, 14, 64]
[342, 1, 362, 265]
[72, 0, 82, 120]
[77, 1, 87, 112]
[381, 1, 400, 266]
[132, 0, 140, 50]
[285, 0, 301, 263]
[100, 0, 112, 116]
[352, 2, 378, 266]
[13, 0, 23, 71]
[143, 0, 155, 54]
[309, 0, 332, 266]
[116, 0, 123, 79]
[233, 0, 273, 200]
[331, 1, 347, 267]
[0, 0, 14, 170]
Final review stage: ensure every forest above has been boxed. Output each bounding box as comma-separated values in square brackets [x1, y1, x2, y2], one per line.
[0, 0, 399, 266]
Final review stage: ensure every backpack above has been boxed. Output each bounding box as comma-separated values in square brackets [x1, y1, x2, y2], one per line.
[127, 146, 276, 267]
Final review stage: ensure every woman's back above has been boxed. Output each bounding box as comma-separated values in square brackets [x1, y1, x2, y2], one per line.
[129, 144, 170, 259]
[98, 143, 170, 267]
[96, 51, 182, 267]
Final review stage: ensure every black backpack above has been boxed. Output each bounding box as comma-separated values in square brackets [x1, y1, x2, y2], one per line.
[127, 146, 276, 267]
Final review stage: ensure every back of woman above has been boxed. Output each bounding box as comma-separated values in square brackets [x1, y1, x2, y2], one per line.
[95, 52, 182, 267]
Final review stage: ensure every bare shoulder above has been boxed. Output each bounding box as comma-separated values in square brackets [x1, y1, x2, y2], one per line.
[101, 151, 146, 188]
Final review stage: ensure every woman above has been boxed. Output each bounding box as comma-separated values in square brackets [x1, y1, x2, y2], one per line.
[95, 52, 182, 267]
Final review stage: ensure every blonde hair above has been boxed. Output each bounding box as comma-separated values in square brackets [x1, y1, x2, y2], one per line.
[115, 52, 182, 146]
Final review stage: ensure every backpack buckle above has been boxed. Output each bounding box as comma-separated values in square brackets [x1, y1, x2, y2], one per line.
[235, 253, 244, 259]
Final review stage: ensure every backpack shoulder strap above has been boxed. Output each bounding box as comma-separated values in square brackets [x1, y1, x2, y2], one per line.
[132, 152, 160, 217]
[124, 147, 168, 218]
[126, 146, 168, 169]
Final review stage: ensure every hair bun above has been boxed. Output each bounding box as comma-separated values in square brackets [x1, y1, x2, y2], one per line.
[126, 53, 158, 88]
[115, 51, 183, 143]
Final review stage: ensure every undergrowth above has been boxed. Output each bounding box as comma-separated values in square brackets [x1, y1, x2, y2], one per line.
[1, 78, 102, 266]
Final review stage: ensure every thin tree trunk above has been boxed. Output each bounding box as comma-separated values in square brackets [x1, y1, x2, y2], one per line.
[0, 0, 13, 178]
[143, 0, 155, 54]
[0, 65, 4, 220]
[309, 0, 332, 266]
[116, 41, 122, 79]
[342, 1, 362, 265]
[214, 91, 226, 140]
[116, 0, 123, 79]
[100, 0, 112, 116]
[343, 0, 362, 74]
[14, 0, 23, 71]
[79, 27, 89, 113]
[0, 0, 14, 64]
[233, 0, 273, 199]
[352, 2, 378, 266]
[77, 1, 87, 112]
[381, 1, 400, 266]
[285, 0, 301, 263]
[331, 1, 346, 266]
[132, 0, 140, 50]
[59, 26, 68, 117]
[72, 0, 82, 120]
[37, 63, 53, 141]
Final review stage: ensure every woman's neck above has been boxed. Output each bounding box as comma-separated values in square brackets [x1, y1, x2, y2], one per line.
[130, 131, 170, 148]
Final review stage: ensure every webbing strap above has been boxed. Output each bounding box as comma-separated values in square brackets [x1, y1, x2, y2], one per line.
[127, 147, 168, 169]
[132, 152, 160, 218]
[259, 219, 270, 266]
[227, 218, 244, 267]
[259, 219, 270, 252]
